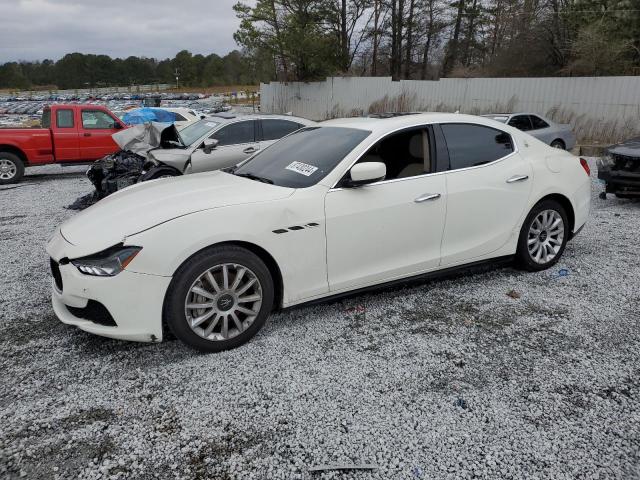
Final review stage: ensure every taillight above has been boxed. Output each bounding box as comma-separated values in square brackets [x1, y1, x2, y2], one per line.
[579, 157, 590, 176]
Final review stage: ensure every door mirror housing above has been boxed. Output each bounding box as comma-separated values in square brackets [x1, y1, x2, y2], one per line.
[202, 138, 219, 154]
[113, 122, 123, 130]
[344, 162, 386, 187]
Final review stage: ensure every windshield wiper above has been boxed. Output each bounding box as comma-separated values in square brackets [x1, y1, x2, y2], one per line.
[234, 172, 274, 184]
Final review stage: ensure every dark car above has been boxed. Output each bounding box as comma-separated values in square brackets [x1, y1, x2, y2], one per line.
[598, 137, 640, 198]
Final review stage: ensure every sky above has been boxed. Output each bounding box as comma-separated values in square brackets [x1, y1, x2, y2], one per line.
[0, 0, 247, 63]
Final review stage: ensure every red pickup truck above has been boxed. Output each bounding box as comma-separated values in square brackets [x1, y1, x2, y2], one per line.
[0, 104, 125, 184]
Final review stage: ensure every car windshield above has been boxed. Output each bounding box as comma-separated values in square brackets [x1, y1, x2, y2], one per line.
[233, 126, 371, 188]
[178, 119, 220, 146]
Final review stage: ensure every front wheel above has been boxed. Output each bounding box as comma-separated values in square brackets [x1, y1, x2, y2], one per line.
[550, 139, 566, 150]
[0, 152, 25, 185]
[516, 200, 569, 271]
[164, 245, 274, 352]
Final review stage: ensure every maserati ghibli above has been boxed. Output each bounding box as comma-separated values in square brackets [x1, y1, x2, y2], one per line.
[47, 113, 591, 351]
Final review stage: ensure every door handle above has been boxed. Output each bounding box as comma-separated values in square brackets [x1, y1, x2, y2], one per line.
[415, 193, 441, 203]
[243, 147, 258, 154]
[506, 175, 529, 183]
[83, 133, 91, 137]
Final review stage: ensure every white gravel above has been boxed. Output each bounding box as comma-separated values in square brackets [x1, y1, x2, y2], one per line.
[0, 161, 639, 479]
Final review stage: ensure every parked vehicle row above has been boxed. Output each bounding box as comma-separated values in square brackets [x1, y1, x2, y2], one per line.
[47, 113, 591, 352]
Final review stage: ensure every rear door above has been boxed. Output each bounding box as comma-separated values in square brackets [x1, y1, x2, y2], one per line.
[438, 123, 532, 266]
[78, 109, 121, 160]
[259, 119, 303, 150]
[51, 108, 80, 161]
[190, 120, 259, 173]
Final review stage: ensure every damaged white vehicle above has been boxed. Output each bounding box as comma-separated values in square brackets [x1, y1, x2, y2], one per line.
[48, 113, 591, 352]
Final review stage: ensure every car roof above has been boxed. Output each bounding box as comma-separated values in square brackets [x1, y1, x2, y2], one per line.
[321, 112, 513, 133]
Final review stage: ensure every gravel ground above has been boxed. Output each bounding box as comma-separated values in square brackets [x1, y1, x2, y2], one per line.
[0, 161, 639, 480]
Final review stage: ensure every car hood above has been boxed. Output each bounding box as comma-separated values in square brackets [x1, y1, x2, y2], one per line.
[112, 122, 181, 157]
[60, 171, 294, 255]
[607, 136, 640, 158]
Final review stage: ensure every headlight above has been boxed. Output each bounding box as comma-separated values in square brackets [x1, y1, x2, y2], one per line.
[599, 154, 615, 167]
[71, 245, 142, 277]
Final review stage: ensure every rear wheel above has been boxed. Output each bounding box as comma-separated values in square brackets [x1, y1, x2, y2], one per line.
[516, 200, 569, 271]
[164, 245, 274, 352]
[0, 152, 24, 185]
[550, 139, 565, 150]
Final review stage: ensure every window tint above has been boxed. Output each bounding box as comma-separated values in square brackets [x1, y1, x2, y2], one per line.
[212, 121, 255, 146]
[56, 109, 74, 128]
[234, 126, 370, 188]
[261, 119, 301, 141]
[508, 115, 533, 131]
[354, 128, 431, 180]
[441, 123, 514, 170]
[530, 115, 550, 130]
[82, 110, 117, 129]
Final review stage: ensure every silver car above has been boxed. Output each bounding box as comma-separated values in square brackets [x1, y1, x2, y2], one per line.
[145, 113, 316, 177]
[482, 113, 576, 150]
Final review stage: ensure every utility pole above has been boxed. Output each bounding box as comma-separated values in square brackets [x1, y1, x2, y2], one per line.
[174, 68, 180, 90]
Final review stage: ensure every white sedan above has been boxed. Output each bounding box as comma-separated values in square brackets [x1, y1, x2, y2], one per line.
[47, 113, 591, 352]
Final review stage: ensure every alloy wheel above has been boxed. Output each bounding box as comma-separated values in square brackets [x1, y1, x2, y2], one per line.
[184, 263, 263, 341]
[0, 159, 17, 181]
[527, 209, 565, 264]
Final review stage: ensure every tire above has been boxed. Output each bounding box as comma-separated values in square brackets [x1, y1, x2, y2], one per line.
[163, 245, 275, 352]
[0, 152, 25, 185]
[516, 200, 569, 271]
[550, 139, 566, 150]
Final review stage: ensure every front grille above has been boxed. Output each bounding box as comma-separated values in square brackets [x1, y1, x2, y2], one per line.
[66, 300, 117, 327]
[50, 258, 63, 291]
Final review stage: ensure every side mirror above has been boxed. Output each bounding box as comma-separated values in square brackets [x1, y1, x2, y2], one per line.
[344, 162, 386, 187]
[113, 122, 123, 130]
[202, 138, 219, 154]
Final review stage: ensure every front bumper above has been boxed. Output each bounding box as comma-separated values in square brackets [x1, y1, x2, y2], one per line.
[47, 232, 171, 343]
[598, 164, 640, 197]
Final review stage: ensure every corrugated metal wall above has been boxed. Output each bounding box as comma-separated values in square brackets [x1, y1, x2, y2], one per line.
[260, 76, 640, 142]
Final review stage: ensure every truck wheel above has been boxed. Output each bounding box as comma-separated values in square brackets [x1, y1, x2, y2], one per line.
[0, 153, 25, 185]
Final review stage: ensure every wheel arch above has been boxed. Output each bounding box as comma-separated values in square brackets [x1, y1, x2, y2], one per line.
[532, 193, 575, 236]
[171, 240, 285, 311]
[0, 145, 28, 165]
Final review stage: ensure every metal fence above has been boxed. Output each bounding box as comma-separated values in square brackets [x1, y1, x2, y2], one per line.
[260, 76, 640, 143]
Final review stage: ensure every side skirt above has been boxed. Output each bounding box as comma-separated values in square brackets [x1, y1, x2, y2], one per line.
[283, 255, 515, 312]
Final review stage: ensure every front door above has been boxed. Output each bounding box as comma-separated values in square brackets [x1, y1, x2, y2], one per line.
[324, 126, 447, 292]
[78, 109, 121, 160]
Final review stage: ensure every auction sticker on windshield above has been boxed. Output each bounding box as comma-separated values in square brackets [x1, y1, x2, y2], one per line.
[286, 161, 318, 177]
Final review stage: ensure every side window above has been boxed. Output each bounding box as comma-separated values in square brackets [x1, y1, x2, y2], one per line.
[441, 124, 514, 170]
[172, 113, 188, 122]
[211, 121, 255, 146]
[56, 109, 74, 128]
[82, 110, 117, 129]
[42, 109, 51, 128]
[508, 115, 533, 131]
[354, 128, 431, 181]
[261, 119, 301, 141]
[530, 115, 550, 130]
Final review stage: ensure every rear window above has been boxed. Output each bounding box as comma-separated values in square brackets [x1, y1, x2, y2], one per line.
[441, 123, 514, 170]
[261, 119, 302, 141]
[530, 115, 550, 129]
[56, 109, 74, 128]
[234, 126, 370, 188]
